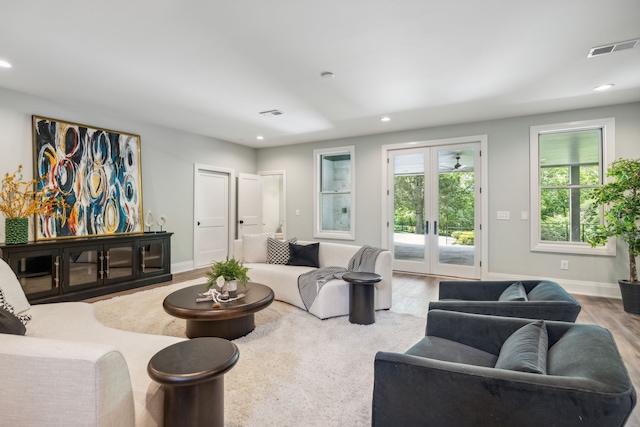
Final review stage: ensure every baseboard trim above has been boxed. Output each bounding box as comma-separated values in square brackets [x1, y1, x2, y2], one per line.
[485, 272, 622, 299]
[171, 261, 194, 274]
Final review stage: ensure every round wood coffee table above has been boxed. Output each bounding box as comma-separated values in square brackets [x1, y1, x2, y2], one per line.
[163, 282, 274, 339]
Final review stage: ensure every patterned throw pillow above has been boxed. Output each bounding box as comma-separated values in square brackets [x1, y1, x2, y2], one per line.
[267, 237, 297, 264]
[0, 287, 31, 326]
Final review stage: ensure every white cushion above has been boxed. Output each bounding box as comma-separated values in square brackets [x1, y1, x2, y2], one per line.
[241, 233, 273, 263]
[0, 258, 30, 314]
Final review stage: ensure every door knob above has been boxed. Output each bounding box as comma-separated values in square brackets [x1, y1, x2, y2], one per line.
[239, 220, 244, 224]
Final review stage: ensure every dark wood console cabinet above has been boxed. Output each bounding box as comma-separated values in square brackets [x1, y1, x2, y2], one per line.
[0, 232, 173, 303]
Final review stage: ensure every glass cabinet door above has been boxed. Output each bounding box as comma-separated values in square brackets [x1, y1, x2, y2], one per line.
[139, 238, 167, 276]
[64, 245, 100, 291]
[63, 243, 136, 291]
[103, 243, 136, 283]
[7, 249, 61, 301]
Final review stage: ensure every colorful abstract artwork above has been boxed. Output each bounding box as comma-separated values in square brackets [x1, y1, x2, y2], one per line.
[32, 116, 143, 240]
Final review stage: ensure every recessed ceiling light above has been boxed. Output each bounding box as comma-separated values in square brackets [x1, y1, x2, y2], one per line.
[380, 116, 391, 122]
[320, 71, 335, 79]
[593, 84, 615, 91]
[256, 135, 264, 140]
[0, 60, 11, 68]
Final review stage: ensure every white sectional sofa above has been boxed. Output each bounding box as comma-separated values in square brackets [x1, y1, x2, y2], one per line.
[233, 237, 392, 319]
[0, 259, 184, 427]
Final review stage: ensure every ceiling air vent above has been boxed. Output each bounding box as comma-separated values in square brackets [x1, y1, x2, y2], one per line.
[259, 109, 283, 116]
[588, 39, 639, 57]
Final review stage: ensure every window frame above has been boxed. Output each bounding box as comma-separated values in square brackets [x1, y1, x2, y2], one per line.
[313, 145, 356, 240]
[529, 118, 615, 255]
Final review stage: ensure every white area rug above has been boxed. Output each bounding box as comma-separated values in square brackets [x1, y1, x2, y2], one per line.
[94, 279, 426, 426]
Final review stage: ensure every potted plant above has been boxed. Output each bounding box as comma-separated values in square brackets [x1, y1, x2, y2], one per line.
[587, 157, 640, 314]
[205, 256, 250, 294]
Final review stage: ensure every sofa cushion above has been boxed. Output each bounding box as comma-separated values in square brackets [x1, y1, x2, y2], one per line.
[406, 336, 498, 367]
[498, 281, 528, 302]
[495, 320, 548, 374]
[267, 237, 297, 264]
[0, 306, 26, 335]
[242, 233, 273, 263]
[0, 258, 30, 314]
[287, 242, 320, 268]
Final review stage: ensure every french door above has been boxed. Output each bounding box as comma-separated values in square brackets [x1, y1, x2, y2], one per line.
[387, 143, 481, 278]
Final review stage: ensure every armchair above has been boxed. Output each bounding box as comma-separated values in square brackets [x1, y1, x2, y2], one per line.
[429, 280, 581, 321]
[373, 310, 636, 427]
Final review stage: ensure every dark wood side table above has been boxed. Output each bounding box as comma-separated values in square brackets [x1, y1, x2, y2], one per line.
[147, 337, 239, 427]
[343, 272, 382, 325]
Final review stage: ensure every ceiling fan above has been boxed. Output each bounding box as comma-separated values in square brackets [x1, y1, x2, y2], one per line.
[440, 154, 471, 172]
[454, 155, 462, 170]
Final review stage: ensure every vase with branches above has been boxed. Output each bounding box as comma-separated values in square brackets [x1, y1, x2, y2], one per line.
[0, 165, 67, 244]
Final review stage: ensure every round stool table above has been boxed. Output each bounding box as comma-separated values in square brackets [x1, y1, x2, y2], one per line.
[342, 272, 382, 325]
[147, 337, 239, 427]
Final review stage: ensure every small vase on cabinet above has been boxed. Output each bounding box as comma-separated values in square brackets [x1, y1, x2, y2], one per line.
[5, 217, 28, 244]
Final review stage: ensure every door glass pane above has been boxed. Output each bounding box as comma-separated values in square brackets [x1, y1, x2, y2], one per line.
[393, 152, 425, 261]
[68, 248, 98, 287]
[15, 253, 55, 296]
[142, 242, 164, 273]
[107, 246, 133, 279]
[437, 149, 475, 266]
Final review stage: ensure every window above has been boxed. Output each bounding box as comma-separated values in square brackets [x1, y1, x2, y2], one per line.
[314, 146, 355, 240]
[530, 118, 615, 255]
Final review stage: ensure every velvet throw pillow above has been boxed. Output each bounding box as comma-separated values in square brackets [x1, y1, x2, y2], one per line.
[287, 242, 320, 268]
[498, 281, 528, 302]
[495, 320, 548, 374]
[0, 306, 26, 335]
[267, 237, 297, 264]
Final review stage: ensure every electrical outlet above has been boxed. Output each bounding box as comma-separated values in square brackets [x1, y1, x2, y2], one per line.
[560, 260, 569, 270]
[295, 209, 300, 216]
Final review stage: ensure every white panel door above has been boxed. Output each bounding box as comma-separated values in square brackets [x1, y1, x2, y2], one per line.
[238, 173, 262, 237]
[194, 168, 229, 267]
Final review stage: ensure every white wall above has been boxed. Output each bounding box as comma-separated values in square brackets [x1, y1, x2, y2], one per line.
[0, 87, 257, 269]
[257, 102, 640, 297]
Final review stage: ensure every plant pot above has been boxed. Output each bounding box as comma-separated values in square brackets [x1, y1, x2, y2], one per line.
[226, 280, 238, 297]
[5, 217, 28, 244]
[618, 280, 640, 314]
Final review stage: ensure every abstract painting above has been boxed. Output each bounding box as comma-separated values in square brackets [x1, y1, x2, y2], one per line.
[32, 116, 143, 240]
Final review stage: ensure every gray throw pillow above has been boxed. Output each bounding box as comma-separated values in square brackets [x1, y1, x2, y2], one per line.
[495, 320, 548, 374]
[498, 281, 528, 302]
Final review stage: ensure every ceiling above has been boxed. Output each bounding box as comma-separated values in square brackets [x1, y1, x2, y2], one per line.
[1, 1, 639, 149]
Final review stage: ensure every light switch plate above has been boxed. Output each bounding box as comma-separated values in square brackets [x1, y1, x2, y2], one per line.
[497, 211, 510, 220]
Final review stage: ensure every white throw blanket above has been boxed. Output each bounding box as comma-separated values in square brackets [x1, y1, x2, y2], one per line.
[298, 246, 384, 311]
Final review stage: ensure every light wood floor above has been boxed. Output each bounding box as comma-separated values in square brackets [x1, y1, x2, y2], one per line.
[89, 269, 640, 425]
